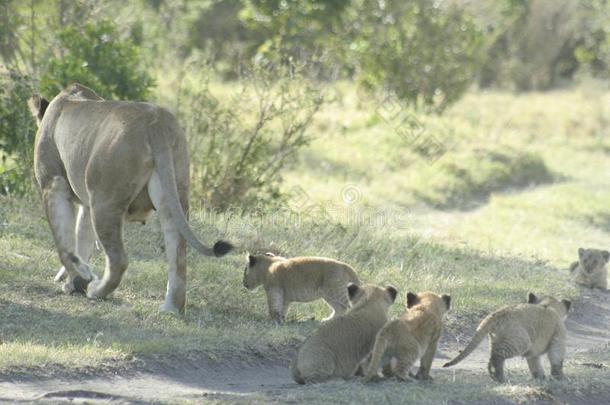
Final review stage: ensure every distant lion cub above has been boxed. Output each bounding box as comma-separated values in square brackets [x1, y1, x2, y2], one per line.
[569, 248, 608, 290]
[443, 293, 571, 382]
[291, 283, 398, 384]
[363, 291, 451, 382]
[243, 253, 360, 323]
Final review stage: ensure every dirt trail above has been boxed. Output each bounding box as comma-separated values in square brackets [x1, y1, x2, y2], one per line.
[1, 289, 609, 404]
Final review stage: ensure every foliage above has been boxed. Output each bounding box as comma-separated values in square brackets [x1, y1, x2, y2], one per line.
[0, 72, 37, 195]
[347, 0, 483, 111]
[39, 20, 154, 100]
[468, 0, 610, 90]
[176, 63, 324, 210]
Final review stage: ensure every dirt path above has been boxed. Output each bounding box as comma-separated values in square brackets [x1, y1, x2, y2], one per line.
[1, 289, 609, 404]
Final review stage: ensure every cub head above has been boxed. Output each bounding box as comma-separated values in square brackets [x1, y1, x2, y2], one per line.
[528, 292, 571, 320]
[578, 248, 609, 274]
[242, 253, 285, 290]
[347, 283, 397, 311]
[27, 94, 50, 126]
[406, 291, 451, 316]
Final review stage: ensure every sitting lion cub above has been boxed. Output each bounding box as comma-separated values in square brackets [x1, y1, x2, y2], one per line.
[363, 291, 451, 382]
[569, 248, 608, 290]
[291, 283, 398, 384]
[443, 293, 571, 382]
[243, 253, 360, 323]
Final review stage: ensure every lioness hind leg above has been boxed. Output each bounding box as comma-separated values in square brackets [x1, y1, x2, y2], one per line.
[43, 176, 93, 293]
[86, 202, 128, 299]
[54, 205, 97, 289]
[148, 172, 187, 314]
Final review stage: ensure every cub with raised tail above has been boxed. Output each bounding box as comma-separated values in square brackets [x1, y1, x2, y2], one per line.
[443, 293, 571, 382]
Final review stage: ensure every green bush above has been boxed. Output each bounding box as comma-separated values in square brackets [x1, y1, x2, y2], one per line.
[0, 72, 37, 195]
[349, 0, 483, 111]
[40, 20, 154, 100]
[176, 63, 323, 210]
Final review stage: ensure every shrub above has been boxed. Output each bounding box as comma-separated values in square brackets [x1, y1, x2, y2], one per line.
[40, 20, 154, 100]
[0, 72, 37, 195]
[176, 63, 324, 210]
[348, 0, 483, 111]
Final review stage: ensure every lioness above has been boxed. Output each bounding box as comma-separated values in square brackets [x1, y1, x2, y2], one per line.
[443, 293, 571, 382]
[243, 253, 360, 323]
[28, 83, 232, 314]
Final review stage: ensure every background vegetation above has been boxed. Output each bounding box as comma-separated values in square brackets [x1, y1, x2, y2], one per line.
[1, 0, 609, 202]
[0, 1, 609, 403]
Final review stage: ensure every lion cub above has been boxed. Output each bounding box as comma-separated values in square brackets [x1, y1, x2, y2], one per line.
[243, 253, 360, 323]
[363, 291, 451, 382]
[291, 283, 398, 384]
[443, 293, 571, 382]
[569, 248, 608, 290]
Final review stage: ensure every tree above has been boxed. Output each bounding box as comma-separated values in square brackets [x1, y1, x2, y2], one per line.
[40, 20, 154, 100]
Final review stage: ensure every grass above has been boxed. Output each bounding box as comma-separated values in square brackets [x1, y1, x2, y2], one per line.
[1, 83, 610, 402]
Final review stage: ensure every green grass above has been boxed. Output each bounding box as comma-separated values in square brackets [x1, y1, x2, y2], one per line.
[1, 84, 609, 402]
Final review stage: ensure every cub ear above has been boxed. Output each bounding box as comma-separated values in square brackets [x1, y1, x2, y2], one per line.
[27, 95, 49, 124]
[386, 285, 398, 303]
[528, 292, 538, 304]
[442, 294, 451, 310]
[406, 292, 418, 308]
[562, 299, 572, 312]
[248, 254, 256, 267]
[347, 283, 360, 300]
[578, 247, 585, 259]
[602, 250, 609, 262]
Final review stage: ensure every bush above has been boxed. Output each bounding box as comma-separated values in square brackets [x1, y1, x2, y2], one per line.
[40, 20, 154, 100]
[176, 62, 324, 210]
[0, 72, 37, 195]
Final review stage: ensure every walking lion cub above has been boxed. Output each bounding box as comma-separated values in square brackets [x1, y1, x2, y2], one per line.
[243, 253, 360, 323]
[443, 293, 571, 382]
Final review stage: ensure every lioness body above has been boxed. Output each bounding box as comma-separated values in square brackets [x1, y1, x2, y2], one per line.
[363, 292, 451, 382]
[443, 293, 571, 382]
[291, 283, 397, 384]
[243, 254, 360, 323]
[569, 248, 608, 290]
[29, 83, 231, 313]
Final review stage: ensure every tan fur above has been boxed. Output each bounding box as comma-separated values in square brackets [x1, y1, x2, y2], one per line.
[362, 292, 451, 382]
[244, 253, 360, 323]
[290, 283, 398, 384]
[443, 293, 571, 382]
[569, 248, 608, 290]
[28, 83, 231, 314]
